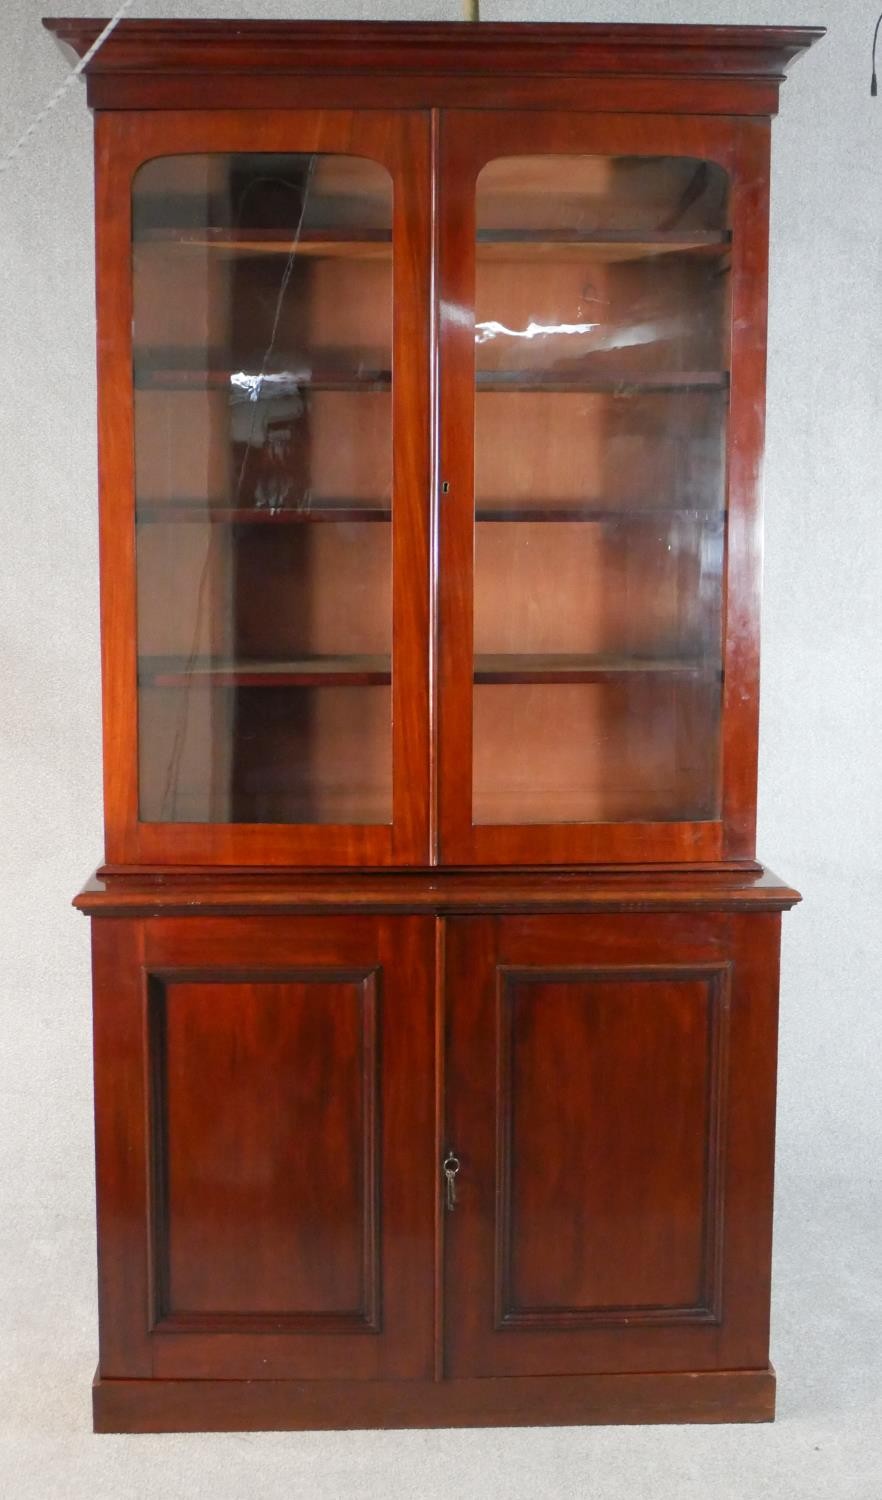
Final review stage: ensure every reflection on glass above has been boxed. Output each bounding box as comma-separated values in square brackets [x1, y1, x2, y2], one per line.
[472, 156, 729, 825]
[132, 154, 393, 823]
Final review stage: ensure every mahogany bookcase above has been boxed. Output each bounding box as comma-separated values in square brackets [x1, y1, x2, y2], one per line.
[44, 18, 822, 1433]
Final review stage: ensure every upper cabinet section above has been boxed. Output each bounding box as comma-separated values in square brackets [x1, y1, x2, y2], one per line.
[44, 21, 823, 869]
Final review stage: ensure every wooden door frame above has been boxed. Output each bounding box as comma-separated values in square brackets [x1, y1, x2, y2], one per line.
[436, 110, 769, 866]
[442, 910, 781, 1378]
[92, 912, 436, 1380]
[95, 108, 432, 867]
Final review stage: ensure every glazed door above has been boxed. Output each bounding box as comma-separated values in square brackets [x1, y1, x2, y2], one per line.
[97, 110, 431, 866]
[443, 913, 780, 1377]
[92, 914, 435, 1381]
[437, 112, 767, 865]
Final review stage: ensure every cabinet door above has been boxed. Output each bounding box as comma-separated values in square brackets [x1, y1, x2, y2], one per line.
[438, 111, 767, 864]
[97, 109, 431, 866]
[92, 914, 435, 1381]
[444, 913, 780, 1378]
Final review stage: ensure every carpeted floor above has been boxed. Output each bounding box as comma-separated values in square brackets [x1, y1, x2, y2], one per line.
[1, 1174, 879, 1498]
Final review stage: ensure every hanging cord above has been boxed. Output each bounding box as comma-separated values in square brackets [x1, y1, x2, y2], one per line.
[0, 1, 136, 175]
[873, 10, 882, 95]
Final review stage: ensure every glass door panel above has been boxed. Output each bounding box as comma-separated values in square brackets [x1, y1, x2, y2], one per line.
[472, 155, 729, 826]
[132, 153, 393, 825]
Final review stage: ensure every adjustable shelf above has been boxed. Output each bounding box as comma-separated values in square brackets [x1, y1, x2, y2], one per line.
[476, 228, 731, 263]
[134, 364, 392, 393]
[474, 654, 721, 685]
[476, 370, 729, 394]
[474, 503, 723, 524]
[135, 226, 731, 265]
[134, 364, 725, 395]
[141, 656, 392, 688]
[140, 653, 720, 689]
[137, 501, 394, 524]
[137, 499, 723, 525]
[135, 226, 392, 257]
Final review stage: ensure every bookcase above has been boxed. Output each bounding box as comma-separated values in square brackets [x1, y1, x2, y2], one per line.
[45, 17, 822, 1432]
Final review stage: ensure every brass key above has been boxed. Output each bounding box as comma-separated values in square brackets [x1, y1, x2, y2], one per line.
[442, 1151, 461, 1211]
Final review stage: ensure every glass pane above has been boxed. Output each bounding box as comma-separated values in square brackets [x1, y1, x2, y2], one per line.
[472, 155, 729, 825]
[132, 154, 393, 823]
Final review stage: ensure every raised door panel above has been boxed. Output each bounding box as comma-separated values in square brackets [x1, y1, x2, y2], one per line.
[444, 913, 780, 1378]
[151, 971, 380, 1330]
[496, 967, 725, 1323]
[92, 914, 435, 1380]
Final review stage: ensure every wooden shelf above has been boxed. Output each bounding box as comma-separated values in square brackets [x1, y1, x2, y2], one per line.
[142, 656, 393, 688]
[136, 226, 392, 258]
[137, 500, 723, 525]
[476, 228, 731, 263]
[141, 653, 720, 689]
[476, 370, 729, 394]
[134, 365, 725, 395]
[475, 504, 723, 523]
[134, 365, 391, 393]
[134, 227, 730, 265]
[474, 654, 721, 684]
[137, 501, 393, 525]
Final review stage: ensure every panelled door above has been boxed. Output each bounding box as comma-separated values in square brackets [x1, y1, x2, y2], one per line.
[92, 914, 435, 1381]
[443, 913, 780, 1377]
[92, 907, 778, 1383]
[437, 110, 768, 865]
[96, 108, 432, 867]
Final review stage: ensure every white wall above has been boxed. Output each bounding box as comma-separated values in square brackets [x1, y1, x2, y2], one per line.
[1, 0, 880, 1480]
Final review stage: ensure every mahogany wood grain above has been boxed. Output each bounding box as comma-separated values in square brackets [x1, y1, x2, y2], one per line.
[75, 865, 801, 917]
[437, 110, 750, 867]
[43, 20, 822, 117]
[43, 19, 823, 92]
[75, 74, 787, 119]
[152, 972, 380, 1327]
[91, 919, 152, 1375]
[95, 108, 431, 868]
[93, 914, 435, 1381]
[92, 1366, 777, 1433]
[49, 15, 819, 1434]
[721, 121, 771, 857]
[444, 912, 781, 1378]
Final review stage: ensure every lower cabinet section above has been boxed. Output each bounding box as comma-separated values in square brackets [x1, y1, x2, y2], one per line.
[89, 902, 784, 1431]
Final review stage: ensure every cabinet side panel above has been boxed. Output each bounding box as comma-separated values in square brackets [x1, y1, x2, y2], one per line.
[720, 911, 782, 1364]
[721, 120, 771, 857]
[94, 115, 140, 864]
[92, 917, 152, 1375]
